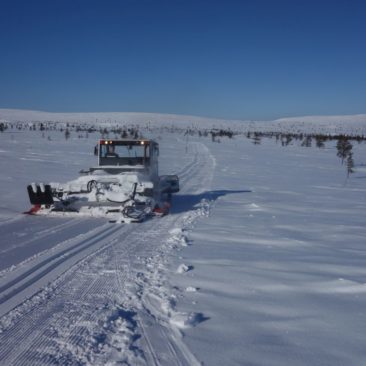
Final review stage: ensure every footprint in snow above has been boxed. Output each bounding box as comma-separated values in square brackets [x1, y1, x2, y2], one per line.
[176, 263, 194, 274]
[170, 312, 209, 329]
[168, 228, 191, 247]
[185, 286, 199, 292]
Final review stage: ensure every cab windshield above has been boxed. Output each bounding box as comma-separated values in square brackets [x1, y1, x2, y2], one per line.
[99, 141, 150, 166]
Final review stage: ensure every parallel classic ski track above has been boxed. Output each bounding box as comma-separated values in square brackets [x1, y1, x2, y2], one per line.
[0, 218, 84, 256]
[0, 224, 120, 307]
[0, 141, 215, 365]
[0, 223, 137, 365]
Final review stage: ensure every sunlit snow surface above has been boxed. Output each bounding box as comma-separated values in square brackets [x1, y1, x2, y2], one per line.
[171, 137, 366, 366]
[0, 117, 366, 365]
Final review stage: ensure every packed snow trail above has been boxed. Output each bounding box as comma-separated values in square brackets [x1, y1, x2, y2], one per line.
[0, 142, 215, 365]
[0, 223, 122, 317]
[0, 217, 102, 271]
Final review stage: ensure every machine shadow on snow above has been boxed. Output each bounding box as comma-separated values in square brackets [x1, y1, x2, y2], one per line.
[171, 189, 251, 214]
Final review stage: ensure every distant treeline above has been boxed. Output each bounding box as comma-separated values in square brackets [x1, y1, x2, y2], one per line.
[244, 131, 366, 145]
[1, 121, 366, 142]
[244, 131, 359, 178]
[1, 120, 364, 177]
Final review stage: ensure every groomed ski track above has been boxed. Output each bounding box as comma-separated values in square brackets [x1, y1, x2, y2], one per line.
[0, 142, 215, 366]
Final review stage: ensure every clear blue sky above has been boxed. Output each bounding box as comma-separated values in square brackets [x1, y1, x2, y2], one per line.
[0, 0, 365, 120]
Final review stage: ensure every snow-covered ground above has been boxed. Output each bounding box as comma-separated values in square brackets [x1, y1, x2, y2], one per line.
[170, 137, 366, 366]
[0, 113, 366, 365]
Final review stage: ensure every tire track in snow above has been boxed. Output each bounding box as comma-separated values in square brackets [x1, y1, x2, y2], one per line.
[174, 150, 199, 181]
[0, 141, 216, 365]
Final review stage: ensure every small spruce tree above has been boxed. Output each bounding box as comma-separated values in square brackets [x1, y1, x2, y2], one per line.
[336, 137, 352, 164]
[346, 152, 354, 177]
